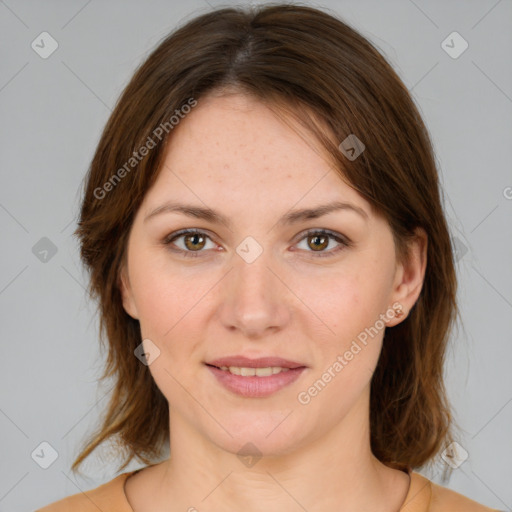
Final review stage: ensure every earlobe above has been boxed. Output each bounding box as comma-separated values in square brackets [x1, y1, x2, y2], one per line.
[388, 228, 428, 327]
[118, 266, 139, 320]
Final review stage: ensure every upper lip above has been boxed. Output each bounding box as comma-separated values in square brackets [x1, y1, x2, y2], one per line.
[206, 356, 306, 369]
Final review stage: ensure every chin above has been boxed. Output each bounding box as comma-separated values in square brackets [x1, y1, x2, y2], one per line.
[202, 410, 311, 461]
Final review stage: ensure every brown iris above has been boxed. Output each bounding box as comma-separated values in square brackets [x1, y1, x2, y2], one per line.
[184, 232, 207, 251]
[307, 233, 329, 252]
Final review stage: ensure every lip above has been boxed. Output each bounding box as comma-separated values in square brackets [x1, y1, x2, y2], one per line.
[205, 356, 307, 398]
[207, 366, 306, 398]
[207, 356, 305, 369]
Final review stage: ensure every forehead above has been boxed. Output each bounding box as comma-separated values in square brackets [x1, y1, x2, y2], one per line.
[167, 93, 324, 171]
[144, 92, 371, 218]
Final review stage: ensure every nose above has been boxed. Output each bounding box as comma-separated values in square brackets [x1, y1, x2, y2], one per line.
[218, 249, 291, 339]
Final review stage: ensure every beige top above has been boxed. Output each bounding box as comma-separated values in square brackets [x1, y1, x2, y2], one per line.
[36, 466, 500, 511]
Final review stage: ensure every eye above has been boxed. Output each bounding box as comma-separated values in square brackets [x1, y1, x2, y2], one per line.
[163, 228, 351, 258]
[294, 229, 351, 257]
[163, 229, 217, 258]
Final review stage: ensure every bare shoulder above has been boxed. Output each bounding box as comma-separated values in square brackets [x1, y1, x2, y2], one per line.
[430, 479, 500, 511]
[34, 472, 133, 512]
[35, 492, 98, 512]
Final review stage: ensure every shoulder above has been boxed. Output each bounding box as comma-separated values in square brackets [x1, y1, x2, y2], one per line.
[406, 471, 500, 511]
[35, 471, 136, 512]
[430, 478, 500, 511]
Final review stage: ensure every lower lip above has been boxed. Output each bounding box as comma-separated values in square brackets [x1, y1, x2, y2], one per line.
[206, 365, 306, 398]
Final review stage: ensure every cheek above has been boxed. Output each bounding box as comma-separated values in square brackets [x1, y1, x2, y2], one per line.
[129, 253, 218, 368]
[294, 272, 387, 417]
[305, 264, 389, 344]
[295, 255, 393, 398]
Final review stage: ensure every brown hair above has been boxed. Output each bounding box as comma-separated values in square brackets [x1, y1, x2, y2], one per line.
[72, 2, 460, 480]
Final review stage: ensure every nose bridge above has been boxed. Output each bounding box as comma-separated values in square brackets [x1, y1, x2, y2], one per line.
[235, 247, 273, 294]
[232, 233, 276, 293]
[219, 240, 290, 336]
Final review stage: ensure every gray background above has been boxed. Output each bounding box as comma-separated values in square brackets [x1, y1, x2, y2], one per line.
[0, 0, 511, 510]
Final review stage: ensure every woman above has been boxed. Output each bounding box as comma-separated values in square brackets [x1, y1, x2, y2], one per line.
[36, 3, 499, 511]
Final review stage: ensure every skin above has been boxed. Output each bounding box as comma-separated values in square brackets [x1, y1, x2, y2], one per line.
[119, 90, 427, 512]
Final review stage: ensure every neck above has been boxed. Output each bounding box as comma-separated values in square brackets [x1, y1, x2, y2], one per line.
[148, 387, 410, 512]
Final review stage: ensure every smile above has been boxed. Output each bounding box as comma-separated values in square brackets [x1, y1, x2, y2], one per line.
[206, 363, 306, 398]
[217, 365, 290, 376]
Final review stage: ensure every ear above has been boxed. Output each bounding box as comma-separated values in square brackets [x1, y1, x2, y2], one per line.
[118, 263, 139, 320]
[387, 227, 427, 327]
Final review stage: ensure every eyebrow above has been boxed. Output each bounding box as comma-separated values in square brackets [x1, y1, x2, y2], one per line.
[144, 200, 368, 227]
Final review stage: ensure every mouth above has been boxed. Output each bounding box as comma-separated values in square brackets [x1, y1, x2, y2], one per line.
[206, 355, 306, 370]
[206, 364, 294, 377]
[205, 356, 307, 397]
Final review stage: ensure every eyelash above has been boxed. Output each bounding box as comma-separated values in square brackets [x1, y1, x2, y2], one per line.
[162, 228, 351, 259]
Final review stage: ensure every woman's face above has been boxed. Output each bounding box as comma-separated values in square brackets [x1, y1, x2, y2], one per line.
[120, 91, 424, 457]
